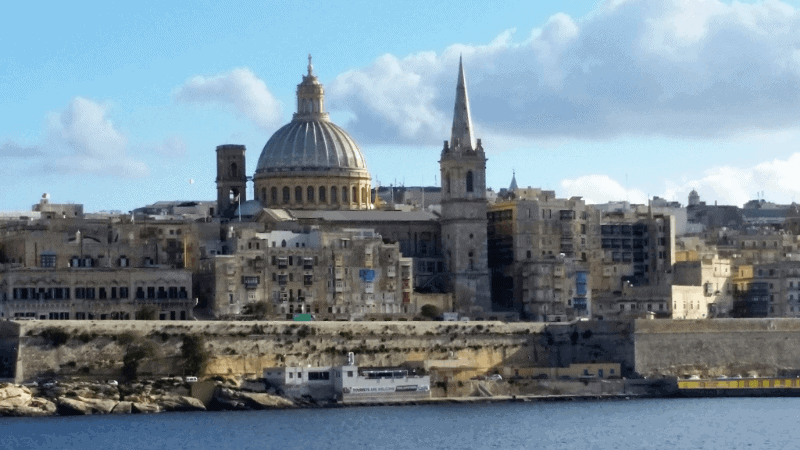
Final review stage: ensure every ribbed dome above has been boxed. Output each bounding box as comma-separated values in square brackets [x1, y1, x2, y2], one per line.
[255, 119, 367, 174]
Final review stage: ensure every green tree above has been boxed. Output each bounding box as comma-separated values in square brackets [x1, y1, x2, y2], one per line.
[181, 334, 209, 376]
[420, 304, 441, 319]
[122, 339, 159, 380]
[242, 301, 271, 319]
[135, 306, 159, 320]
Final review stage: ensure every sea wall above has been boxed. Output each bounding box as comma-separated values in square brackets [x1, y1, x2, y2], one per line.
[634, 318, 800, 377]
[7, 319, 635, 383]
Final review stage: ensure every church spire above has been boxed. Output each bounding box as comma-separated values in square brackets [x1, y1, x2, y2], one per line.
[509, 170, 518, 191]
[450, 56, 475, 150]
[307, 54, 314, 76]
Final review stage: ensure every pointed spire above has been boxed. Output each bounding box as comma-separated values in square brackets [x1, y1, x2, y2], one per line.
[509, 170, 518, 191]
[307, 54, 314, 76]
[450, 55, 475, 150]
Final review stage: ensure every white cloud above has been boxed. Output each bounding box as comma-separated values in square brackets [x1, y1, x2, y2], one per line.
[326, 0, 800, 145]
[664, 152, 800, 206]
[174, 68, 283, 129]
[560, 174, 648, 204]
[4, 97, 149, 177]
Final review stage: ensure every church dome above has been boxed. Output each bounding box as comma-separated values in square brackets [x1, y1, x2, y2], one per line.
[253, 56, 372, 211]
[255, 119, 367, 174]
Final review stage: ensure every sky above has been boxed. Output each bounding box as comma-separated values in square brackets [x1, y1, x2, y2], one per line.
[4, 0, 800, 212]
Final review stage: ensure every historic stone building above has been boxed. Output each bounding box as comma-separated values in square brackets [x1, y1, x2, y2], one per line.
[208, 57, 497, 317]
[438, 58, 491, 313]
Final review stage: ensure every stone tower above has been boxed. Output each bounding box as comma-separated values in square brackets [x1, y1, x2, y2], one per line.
[216, 144, 247, 218]
[439, 57, 491, 314]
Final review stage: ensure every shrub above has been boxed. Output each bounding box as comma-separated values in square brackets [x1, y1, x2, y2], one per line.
[135, 306, 159, 320]
[40, 327, 70, 348]
[181, 334, 209, 376]
[122, 339, 159, 381]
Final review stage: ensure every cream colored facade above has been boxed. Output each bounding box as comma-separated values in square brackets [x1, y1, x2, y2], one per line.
[673, 256, 733, 316]
[671, 285, 710, 319]
[0, 267, 193, 320]
[207, 227, 413, 320]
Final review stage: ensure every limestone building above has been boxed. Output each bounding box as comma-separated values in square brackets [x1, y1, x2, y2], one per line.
[438, 58, 491, 313]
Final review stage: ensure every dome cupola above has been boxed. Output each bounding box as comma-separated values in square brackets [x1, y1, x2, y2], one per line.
[253, 56, 372, 210]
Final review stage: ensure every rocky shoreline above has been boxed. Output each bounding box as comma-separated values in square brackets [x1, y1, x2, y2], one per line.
[0, 379, 295, 417]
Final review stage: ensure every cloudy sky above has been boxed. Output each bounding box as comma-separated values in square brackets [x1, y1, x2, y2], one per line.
[3, 0, 800, 212]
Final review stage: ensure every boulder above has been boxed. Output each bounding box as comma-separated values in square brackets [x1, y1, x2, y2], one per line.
[0, 385, 32, 408]
[77, 397, 118, 414]
[238, 392, 294, 409]
[131, 402, 161, 414]
[157, 395, 206, 412]
[111, 401, 132, 414]
[56, 397, 92, 416]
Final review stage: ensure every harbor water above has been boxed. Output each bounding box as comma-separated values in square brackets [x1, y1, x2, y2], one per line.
[3, 397, 800, 449]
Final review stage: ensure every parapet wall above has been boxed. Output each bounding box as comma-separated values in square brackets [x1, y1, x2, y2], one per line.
[634, 318, 800, 377]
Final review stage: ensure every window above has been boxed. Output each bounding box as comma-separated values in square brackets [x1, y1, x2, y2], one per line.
[304, 275, 313, 286]
[319, 186, 326, 203]
[120, 287, 129, 298]
[307, 186, 314, 202]
[147, 287, 155, 299]
[352, 186, 358, 204]
[466, 171, 474, 192]
[331, 186, 338, 203]
[445, 173, 450, 193]
[282, 187, 290, 204]
[271, 187, 278, 205]
[342, 186, 348, 203]
[295, 186, 302, 203]
[40, 254, 56, 268]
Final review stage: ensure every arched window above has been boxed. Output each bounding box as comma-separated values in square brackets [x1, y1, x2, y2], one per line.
[230, 162, 238, 178]
[361, 187, 367, 205]
[466, 171, 474, 192]
[281, 240, 287, 247]
[468, 250, 474, 270]
[307, 186, 315, 203]
[445, 173, 451, 194]
[261, 188, 266, 203]
[295, 186, 302, 203]
[352, 186, 358, 204]
[331, 186, 338, 203]
[271, 187, 278, 205]
[342, 187, 348, 203]
[282, 187, 290, 204]
[319, 186, 327, 203]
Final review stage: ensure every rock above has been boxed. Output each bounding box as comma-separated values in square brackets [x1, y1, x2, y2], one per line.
[208, 396, 248, 411]
[31, 398, 57, 415]
[111, 401, 132, 414]
[77, 396, 118, 414]
[56, 397, 92, 416]
[157, 395, 206, 412]
[131, 402, 161, 414]
[238, 392, 294, 409]
[0, 385, 32, 407]
[124, 394, 148, 403]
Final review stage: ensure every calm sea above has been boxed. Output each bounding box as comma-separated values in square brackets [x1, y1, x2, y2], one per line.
[3, 398, 800, 449]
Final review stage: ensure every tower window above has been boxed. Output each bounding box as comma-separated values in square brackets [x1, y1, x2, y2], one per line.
[352, 186, 358, 204]
[445, 173, 451, 194]
[283, 187, 290, 204]
[342, 186, 348, 203]
[307, 186, 315, 203]
[466, 171, 474, 192]
[295, 186, 302, 203]
[319, 186, 327, 203]
[271, 187, 278, 205]
[261, 188, 266, 203]
[331, 186, 338, 203]
[230, 162, 238, 178]
[362, 187, 367, 205]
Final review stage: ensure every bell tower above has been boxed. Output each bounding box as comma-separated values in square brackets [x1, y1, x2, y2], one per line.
[216, 144, 247, 218]
[439, 57, 491, 313]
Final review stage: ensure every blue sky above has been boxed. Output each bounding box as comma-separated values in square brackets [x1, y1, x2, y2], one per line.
[4, 0, 800, 212]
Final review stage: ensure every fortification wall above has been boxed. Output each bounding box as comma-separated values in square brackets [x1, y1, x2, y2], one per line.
[8, 319, 635, 383]
[634, 318, 800, 377]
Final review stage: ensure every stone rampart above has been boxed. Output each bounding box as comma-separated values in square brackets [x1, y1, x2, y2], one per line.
[634, 318, 800, 377]
[6, 319, 635, 383]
